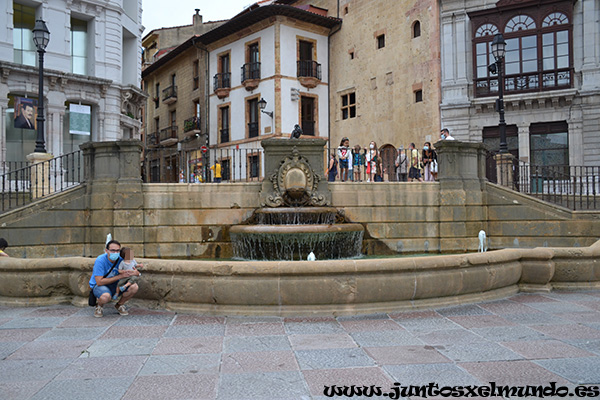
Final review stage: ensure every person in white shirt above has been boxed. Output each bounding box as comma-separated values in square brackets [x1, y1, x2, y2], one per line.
[440, 128, 455, 141]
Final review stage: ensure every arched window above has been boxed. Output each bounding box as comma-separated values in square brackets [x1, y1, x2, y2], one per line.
[542, 12, 568, 27]
[505, 14, 536, 32]
[541, 13, 571, 88]
[475, 23, 499, 38]
[413, 21, 421, 38]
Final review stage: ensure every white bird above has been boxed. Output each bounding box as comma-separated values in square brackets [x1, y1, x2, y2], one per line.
[478, 230, 487, 252]
[307, 252, 316, 261]
[106, 233, 112, 245]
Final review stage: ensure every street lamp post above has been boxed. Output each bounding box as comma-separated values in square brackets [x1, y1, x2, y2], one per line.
[490, 33, 507, 154]
[258, 97, 274, 135]
[32, 19, 50, 154]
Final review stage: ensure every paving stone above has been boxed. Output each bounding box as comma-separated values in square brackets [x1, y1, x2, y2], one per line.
[225, 322, 286, 336]
[217, 371, 309, 399]
[224, 335, 291, 353]
[22, 306, 81, 318]
[303, 367, 395, 398]
[113, 314, 176, 326]
[339, 318, 403, 332]
[284, 320, 345, 335]
[289, 334, 357, 350]
[448, 315, 516, 329]
[57, 315, 119, 328]
[222, 350, 299, 373]
[0, 380, 48, 399]
[100, 325, 167, 339]
[153, 336, 223, 355]
[337, 313, 391, 321]
[164, 323, 225, 337]
[0, 308, 33, 318]
[84, 338, 159, 357]
[36, 327, 106, 341]
[351, 330, 423, 347]
[526, 302, 596, 314]
[365, 345, 451, 365]
[567, 339, 600, 355]
[55, 355, 147, 379]
[384, 363, 481, 387]
[478, 300, 539, 314]
[390, 310, 441, 319]
[7, 340, 92, 360]
[0, 359, 72, 382]
[470, 326, 548, 342]
[459, 360, 570, 386]
[510, 294, 558, 303]
[530, 324, 600, 340]
[1, 317, 68, 329]
[502, 339, 594, 359]
[31, 377, 134, 400]
[173, 315, 225, 325]
[0, 327, 49, 341]
[124, 374, 218, 400]
[556, 312, 600, 324]
[394, 317, 462, 333]
[502, 312, 568, 325]
[437, 304, 491, 316]
[416, 328, 489, 345]
[138, 353, 220, 375]
[227, 316, 283, 324]
[295, 347, 375, 370]
[436, 342, 523, 362]
[536, 357, 600, 384]
[0, 342, 24, 359]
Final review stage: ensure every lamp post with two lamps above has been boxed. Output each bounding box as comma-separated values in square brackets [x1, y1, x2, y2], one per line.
[32, 19, 50, 154]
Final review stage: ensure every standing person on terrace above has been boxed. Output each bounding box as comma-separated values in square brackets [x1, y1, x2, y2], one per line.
[365, 141, 378, 182]
[89, 240, 140, 318]
[326, 152, 338, 182]
[422, 142, 437, 182]
[337, 137, 350, 182]
[352, 145, 364, 182]
[210, 160, 222, 183]
[408, 143, 423, 182]
[395, 146, 407, 182]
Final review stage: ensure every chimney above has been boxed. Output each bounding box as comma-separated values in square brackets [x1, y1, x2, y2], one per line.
[193, 9, 203, 26]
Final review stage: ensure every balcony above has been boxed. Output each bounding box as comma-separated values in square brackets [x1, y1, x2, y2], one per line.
[297, 60, 321, 89]
[159, 125, 178, 146]
[241, 62, 261, 91]
[301, 120, 315, 136]
[183, 116, 201, 139]
[214, 73, 231, 99]
[220, 128, 230, 144]
[248, 122, 259, 138]
[146, 132, 159, 148]
[162, 85, 177, 104]
[475, 68, 573, 97]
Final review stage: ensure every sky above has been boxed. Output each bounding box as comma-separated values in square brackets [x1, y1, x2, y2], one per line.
[142, 0, 256, 34]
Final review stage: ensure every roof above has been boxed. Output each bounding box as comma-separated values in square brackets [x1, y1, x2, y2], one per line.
[199, 4, 341, 45]
[142, 36, 202, 79]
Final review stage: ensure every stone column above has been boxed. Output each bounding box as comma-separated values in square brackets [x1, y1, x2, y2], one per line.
[435, 140, 488, 253]
[494, 153, 515, 189]
[26, 152, 54, 199]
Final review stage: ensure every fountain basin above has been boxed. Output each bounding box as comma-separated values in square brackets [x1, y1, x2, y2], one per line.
[253, 207, 341, 225]
[230, 223, 364, 261]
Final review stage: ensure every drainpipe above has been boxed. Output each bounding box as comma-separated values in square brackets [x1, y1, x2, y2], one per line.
[192, 36, 210, 182]
[328, 22, 342, 148]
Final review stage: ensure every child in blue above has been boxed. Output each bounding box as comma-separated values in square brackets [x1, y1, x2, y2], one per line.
[336, 137, 350, 182]
[352, 145, 364, 182]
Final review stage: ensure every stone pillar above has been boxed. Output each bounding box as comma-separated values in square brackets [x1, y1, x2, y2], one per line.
[435, 140, 488, 253]
[80, 140, 144, 256]
[494, 153, 515, 189]
[26, 152, 54, 199]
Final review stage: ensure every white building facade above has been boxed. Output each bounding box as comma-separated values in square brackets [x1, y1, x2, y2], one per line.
[0, 0, 145, 164]
[203, 4, 339, 181]
[440, 0, 600, 169]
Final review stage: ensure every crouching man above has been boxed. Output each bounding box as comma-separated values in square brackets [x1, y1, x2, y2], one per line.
[89, 240, 140, 317]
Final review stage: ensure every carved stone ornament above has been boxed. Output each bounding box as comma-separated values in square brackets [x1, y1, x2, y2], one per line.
[263, 147, 328, 207]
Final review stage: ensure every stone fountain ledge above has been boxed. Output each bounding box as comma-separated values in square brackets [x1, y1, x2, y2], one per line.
[0, 240, 598, 316]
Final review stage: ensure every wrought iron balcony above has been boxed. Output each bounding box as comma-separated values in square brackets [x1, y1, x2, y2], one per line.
[297, 60, 321, 88]
[242, 62, 261, 82]
[162, 85, 177, 104]
[214, 73, 231, 99]
[475, 68, 572, 97]
[248, 122, 259, 138]
[301, 120, 315, 136]
[220, 128, 230, 144]
[159, 126, 178, 146]
[184, 116, 201, 135]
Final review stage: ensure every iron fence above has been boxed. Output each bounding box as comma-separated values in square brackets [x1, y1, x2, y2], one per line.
[489, 152, 599, 210]
[0, 150, 82, 213]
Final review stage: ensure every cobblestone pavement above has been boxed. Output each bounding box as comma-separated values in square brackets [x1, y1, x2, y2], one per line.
[1, 291, 600, 399]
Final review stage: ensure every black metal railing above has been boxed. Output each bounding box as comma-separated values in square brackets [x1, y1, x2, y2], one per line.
[0, 150, 83, 213]
[297, 60, 321, 80]
[214, 73, 231, 90]
[475, 68, 572, 97]
[159, 126, 178, 143]
[301, 120, 315, 136]
[241, 62, 261, 82]
[248, 122, 259, 138]
[184, 117, 201, 133]
[220, 128, 230, 144]
[143, 147, 264, 183]
[162, 85, 177, 102]
[490, 155, 600, 210]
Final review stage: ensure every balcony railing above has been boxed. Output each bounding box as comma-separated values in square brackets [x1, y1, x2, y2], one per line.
[241, 62, 261, 82]
[248, 122, 259, 138]
[297, 60, 321, 79]
[159, 126, 178, 145]
[146, 132, 159, 147]
[184, 117, 201, 133]
[220, 128, 230, 144]
[214, 73, 231, 90]
[162, 85, 177, 104]
[301, 120, 315, 136]
[475, 68, 572, 97]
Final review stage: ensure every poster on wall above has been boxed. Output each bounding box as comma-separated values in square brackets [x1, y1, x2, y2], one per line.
[14, 97, 37, 130]
[69, 104, 91, 135]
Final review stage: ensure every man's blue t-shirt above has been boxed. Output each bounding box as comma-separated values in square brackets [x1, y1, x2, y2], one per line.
[88, 254, 122, 288]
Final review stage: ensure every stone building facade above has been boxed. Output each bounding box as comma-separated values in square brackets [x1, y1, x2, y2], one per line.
[0, 0, 145, 164]
[440, 0, 600, 168]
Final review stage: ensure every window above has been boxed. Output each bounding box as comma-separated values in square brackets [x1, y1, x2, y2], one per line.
[243, 42, 260, 81]
[71, 18, 88, 74]
[248, 154, 260, 179]
[415, 90, 423, 103]
[13, 3, 36, 66]
[299, 40, 313, 61]
[530, 121, 569, 167]
[219, 106, 230, 144]
[301, 96, 316, 136]
[341, 93, 356, 120]
[193, 60, 199, 90]
[413, 21, 421, 38]
[247, 98, 259, 138]
[216, 53, 231, 89]
[64, 102, 92, 153]
[154, 83, 160, 108]
[470, 2, 573, 97]
[377, 34, 385, 49]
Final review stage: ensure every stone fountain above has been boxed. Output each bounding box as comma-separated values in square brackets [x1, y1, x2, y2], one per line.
[229, 138, 364, 261]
